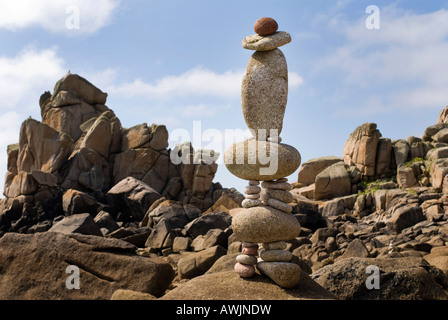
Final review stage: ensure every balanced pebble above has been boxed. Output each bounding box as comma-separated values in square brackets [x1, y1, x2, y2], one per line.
[249, 180, 260, 186]
[254, 17, 278, 36]
[259, 249, 292, 262]
[276, 178, 288, 182]
[242, 241, 258, 248]
[262, 241, 287, 250]
[236, 254, 258, 265]
[245, 194, 260, 200]
[267, 189, 293, 203]
[244, 185, 261, 194]
[267, 198, 293, 213]
[242, 246, 258, 255]
[261, 181, 292, 191]
[242, 198, 262, 208]
[234, 262, 255, 277]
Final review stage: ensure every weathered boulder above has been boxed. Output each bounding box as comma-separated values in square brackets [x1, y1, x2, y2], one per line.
[297, 156, 342, 187]
[160, 270, 335, 300]
[177, 245, 227, 279]
[184, 212, 232, 239]
[392, 139, 410, 167]
[49, 213, 103, 236]
[62, 189, 98, 216]
[375, 138, 392, 177]
[17, 118, 74, 174]
[397, 166, 418, 189]
[107, 177, 163, 221]
[437, 105, 448, 124]
[342, 123, 381, 177]
[311, 257, 448, 300]
[314, 162, 351, 201]
[61, 147, 110, 192]
[0, 232, 174, 299]
[386, 204, 424, 233]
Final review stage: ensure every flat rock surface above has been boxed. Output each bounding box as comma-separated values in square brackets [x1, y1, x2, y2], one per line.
[160, 270, 335, 300]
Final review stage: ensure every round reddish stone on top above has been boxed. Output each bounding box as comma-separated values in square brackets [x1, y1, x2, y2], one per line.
[254, 17, 278, 36]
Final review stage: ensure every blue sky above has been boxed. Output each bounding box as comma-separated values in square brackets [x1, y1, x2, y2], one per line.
[1, 0, 448, 195]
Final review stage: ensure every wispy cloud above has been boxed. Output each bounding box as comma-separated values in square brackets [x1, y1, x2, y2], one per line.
[315, 6, 448, 114]
[0, 0, 120, 34]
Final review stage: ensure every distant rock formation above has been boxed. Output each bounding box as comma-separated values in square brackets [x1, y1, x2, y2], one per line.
[0, 73, 233, 235]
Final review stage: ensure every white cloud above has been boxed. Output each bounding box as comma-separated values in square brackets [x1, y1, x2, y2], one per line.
[0, 0, 119, 34]
[316, 7, 448, 113]
[0, 47, 66, 110]
[109, 67, 245, 100]
[108, 66, 303, 100]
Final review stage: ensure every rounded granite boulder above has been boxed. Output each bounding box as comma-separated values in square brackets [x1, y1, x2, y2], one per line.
[231, 205, 301, 243]
[241, 48, 288, 138]
[224, 139, 301, 181]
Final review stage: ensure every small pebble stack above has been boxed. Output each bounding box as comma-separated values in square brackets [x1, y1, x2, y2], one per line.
[242, 180, 261, 208]
[234, 242, 258, 277]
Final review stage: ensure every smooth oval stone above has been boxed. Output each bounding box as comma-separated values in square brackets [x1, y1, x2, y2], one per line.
[236, 254, 258, 265]
[267, 189, 294, 203]
[261, 181, 292, 190]
[256, 261, 301, 288]
[249, 180, 260, 186]
[224, 140, 301, 181]
[242, 31, 291, 51]
[242, 241, 257, 248]
[235, 262, 255, 277]
[241, 48, 288, 138]
[262, 241, 287, 250]
[245, 194, 260, 200]
[242, 246, 258, 255]
[242, 198, 262, 208]
[254, 17, 278, 36]
[244, 185, 261, 194]
[267, 198, 293, 213]
[232, 206, 301, 243]
[259, 249, 292, 262]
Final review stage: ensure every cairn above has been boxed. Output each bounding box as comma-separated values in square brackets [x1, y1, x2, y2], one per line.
[224, 17, 302, 288]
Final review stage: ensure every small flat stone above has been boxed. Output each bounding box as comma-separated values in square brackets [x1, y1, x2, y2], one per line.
[267, 198, 293, 213]
[267, 189, 294, 203]
[261, 181, 292, 190]
[242, 31, 291, 51]
[257, 261, 301, 288]
[242, 242, 258, 248]
[236, 254, 258, 265]
[242, 246, 258, 255]
[234, 262, 255, 277]
[249, 180, 260, 186]
[259, 249, 292, 262]
[245, 194, 260, 200]
[242, 199, 262, 208]
[244, 185, 261, 194]
[262, 241, 287, 250]
[254, 17, 278, 36]
[276, 178, 288, 183]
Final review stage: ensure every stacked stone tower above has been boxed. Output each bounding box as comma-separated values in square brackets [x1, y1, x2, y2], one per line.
[224, 18, 302, 288]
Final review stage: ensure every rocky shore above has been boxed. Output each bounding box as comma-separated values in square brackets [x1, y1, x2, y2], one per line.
[0, 68, 447, 300]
